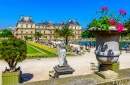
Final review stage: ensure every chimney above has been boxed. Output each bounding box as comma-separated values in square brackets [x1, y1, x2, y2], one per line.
[75, 19, 77, 21]
[61, 21, 63, 24]
[8, 25, 11, 28]
[41, 20, 42, 23]
[21, 15, 23, 19]
[29, 15, 31, 19]
[69, 18, 71, 22]
[55, 22, 57, 25]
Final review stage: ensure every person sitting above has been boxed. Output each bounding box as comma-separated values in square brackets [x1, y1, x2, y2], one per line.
[74, 48, 77, 52]
[85, 46, 88, 51]
[99, 62, 104, 71]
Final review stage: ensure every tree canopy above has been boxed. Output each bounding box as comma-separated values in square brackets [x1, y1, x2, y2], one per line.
[0, 29, 13, 38]
[34, 32, 42, 40]
[54, 25, 75, 45]
[0, 37, 27, 71]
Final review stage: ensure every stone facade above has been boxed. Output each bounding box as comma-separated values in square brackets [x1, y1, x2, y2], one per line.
[15, 15, 81, 40]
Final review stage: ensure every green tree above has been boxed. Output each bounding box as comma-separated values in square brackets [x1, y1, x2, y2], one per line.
[34, 32, 42, 40]
[123, 16, 130, 37]
[54, 25, 75, 45]
[24, 36, 28, 40]
[1, 29, 13, 37]
[0, 37, 27, 71]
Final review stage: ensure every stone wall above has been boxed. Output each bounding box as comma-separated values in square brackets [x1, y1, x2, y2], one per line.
[20, 68, 130, 85]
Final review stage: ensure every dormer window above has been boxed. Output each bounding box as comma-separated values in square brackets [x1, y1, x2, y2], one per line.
[21, 25, 23, 28]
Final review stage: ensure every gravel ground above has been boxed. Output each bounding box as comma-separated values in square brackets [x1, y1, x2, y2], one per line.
[0, 48, 130, 84]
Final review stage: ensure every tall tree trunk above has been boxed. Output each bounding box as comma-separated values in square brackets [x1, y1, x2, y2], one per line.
[66, 36, 68, 45]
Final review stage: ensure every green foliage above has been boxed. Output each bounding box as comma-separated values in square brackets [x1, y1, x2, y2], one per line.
[34, 32, 42, 40]
[54, 26, 75, 45]
[119, 42, 122, 52]
[123, 16, 130, 37]
[89, 8, 126, 31]
[0, 29, 13, 38]
[0, 37, 27, 71]
[24, 36, 33, 40]
[81, 29, 94, 38]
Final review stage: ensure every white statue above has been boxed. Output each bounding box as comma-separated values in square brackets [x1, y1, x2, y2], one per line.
[57, 39, 68, 66]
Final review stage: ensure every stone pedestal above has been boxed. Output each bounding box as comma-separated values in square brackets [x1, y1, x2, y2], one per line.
[102, 64, 112, 71]
[53, 65, 75, 78]
[97, 70, 118, 79]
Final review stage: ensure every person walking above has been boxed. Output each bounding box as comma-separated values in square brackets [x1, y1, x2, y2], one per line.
[126, 44, 129, 53]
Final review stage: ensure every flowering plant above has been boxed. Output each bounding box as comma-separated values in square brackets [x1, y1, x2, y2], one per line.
[94, 7, 126, 32]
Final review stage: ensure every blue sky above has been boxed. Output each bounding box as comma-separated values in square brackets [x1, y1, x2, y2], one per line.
[0, 0, 129, 29]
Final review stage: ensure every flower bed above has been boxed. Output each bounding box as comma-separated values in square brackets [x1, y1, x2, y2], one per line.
[28, 42, 58, 55]
[27, 42, 75, 56]
[27, 53, 47, 58]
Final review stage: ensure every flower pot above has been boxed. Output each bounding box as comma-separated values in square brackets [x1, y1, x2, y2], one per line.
[2, 71, 20, 85]
[89, 26, 127, 71]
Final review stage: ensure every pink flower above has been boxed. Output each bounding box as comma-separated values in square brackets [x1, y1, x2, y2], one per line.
[124, 11, 127, 15]
[110, 20, 115, 25]
[119, 9, 127, 15]
[102, 7, 107, 10]
[116, 23, 125, 32]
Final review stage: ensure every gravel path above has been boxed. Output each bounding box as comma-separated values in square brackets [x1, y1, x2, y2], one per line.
[0, 48, 130, 84]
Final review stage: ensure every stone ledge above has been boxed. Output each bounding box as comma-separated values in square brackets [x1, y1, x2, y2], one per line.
[19, 68, 130, 85]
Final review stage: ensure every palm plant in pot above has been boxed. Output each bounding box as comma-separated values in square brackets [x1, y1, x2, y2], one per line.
[89, 7, 127, 71]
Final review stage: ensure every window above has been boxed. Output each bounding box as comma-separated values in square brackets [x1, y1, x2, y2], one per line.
[75, 32, 76, 34]
[35, 30, 37, 33]
[31, 25, 33, 28]
[40, 31, 41, 33]
[50, 31, 52, 34]
[26, 30, 28, 33]
[21, 36, 23, 39]
[31, 30, 33, 33]
[78, 26, 80, 29]
[58, 27, 59, 29]
[26, 25, 28, 28]
[44, 31, 45, 34]
[43, 26, 44, 28]
[21, 25, 23, 28]
[71, 26, 73, 29]
[38, 26, 40, 28]
[75, 26, 76, 29]
[21, 30, 23, 33]
[78, 31, 79, 34]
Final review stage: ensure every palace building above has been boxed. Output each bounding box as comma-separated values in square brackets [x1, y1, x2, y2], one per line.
[14, 15, 81, 40]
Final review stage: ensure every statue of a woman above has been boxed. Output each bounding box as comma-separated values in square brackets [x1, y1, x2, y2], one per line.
[57, 39, 68, 66]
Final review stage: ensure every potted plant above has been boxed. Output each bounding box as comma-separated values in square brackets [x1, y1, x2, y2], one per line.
[89, 7, 127, 71]
[0, 37, 27, 85]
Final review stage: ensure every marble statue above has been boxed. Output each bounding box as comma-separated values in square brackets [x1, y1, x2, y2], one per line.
[57, 39, 68, 66]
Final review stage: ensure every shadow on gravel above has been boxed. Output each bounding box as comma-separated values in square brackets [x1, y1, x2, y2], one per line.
[21, 73, 33, 83]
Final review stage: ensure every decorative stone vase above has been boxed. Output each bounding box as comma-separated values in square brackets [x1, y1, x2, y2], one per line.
[89, 26, 127, 71]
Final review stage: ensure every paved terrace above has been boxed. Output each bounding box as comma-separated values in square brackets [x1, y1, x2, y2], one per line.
[0, 48, 130, 84]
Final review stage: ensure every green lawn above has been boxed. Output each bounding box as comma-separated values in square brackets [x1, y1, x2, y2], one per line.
[27, 43, 58, 57]
[27, 44, 41, 54]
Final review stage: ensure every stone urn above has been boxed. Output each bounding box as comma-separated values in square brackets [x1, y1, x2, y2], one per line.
[89, 26, 127, 71]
